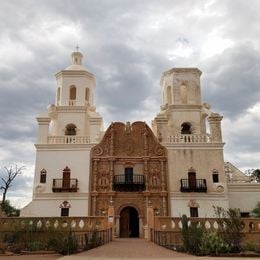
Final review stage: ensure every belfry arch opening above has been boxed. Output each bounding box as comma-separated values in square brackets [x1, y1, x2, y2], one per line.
[181, 122, 192, 134]
[120, 206, 139, 238]
[65, 124, 77, 135]
[69, 85, 76, 100]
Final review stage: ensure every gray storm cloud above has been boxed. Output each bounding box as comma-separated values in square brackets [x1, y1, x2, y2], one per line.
[0, 0, 260, 206]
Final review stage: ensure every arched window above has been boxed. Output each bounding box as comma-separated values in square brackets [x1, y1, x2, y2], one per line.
[85, 88, 89, 102]
[167, 86, 172, 105]
[180, 84, 188, 104]
[65, 124, 77, 135]
[181, 122, 192, 134]
[57, 87, 61, 103]
[40, 169, 47, 183]
[69, 85, 76, 100]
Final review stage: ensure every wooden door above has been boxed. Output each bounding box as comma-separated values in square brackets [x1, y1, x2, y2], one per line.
[120, 207, 130, 237]
[125, 168, 133, 184]
[63, 171, 70, 188]
[188, 172, 196, 189]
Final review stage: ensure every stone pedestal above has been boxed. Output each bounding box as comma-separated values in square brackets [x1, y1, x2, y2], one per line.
[146, 204, 154, 241]
[108, 205, 115, 240]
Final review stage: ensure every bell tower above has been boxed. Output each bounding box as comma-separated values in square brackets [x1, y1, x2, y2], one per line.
[161, 68, 202, 108]
[55, 50, 96, 108]
[152, 67, 228, 218]
[36, 50, 103, 144]
[153, 68, 223, 142]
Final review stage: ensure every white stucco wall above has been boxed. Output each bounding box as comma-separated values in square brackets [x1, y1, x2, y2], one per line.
[21, 197, 89, 217]
[228, 183, 260, 213]
[170, 196, 229, 217]
[33, 148, 91, 194]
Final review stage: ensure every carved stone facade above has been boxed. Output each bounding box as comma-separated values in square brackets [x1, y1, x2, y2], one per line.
[90, 121, 168, 236]
[20, 52, 260, 239]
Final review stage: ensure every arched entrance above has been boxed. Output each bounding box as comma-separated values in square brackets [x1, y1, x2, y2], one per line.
[120, 206, 139, 238]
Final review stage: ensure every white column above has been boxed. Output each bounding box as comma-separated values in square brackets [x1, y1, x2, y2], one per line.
[89, 117, 102, 143]
[36, 116, 51, 144]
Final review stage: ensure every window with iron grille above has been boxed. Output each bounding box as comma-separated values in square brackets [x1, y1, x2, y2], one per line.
[61, 208, 69, 216]
[190, 207, 198, 217]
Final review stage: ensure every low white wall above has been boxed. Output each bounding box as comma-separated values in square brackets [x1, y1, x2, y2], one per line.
[21, 197, 89, 217]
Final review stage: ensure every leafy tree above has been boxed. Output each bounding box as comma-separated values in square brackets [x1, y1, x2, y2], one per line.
[0, 165, 24, 205]
[245, 169, 260, 182]
[251, 202, 260, 217]
[1, 200, 20, 217]
[213, 206, 244, 252]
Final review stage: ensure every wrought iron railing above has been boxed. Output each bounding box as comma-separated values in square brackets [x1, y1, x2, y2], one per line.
[180, 178, 207, 192]
[52, 178, 78, 192]
[113, 174, 145, 191]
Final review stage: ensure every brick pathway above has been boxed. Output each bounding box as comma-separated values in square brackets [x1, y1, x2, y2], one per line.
[60, 238, 188, 259]
[58, 238, 258, 260]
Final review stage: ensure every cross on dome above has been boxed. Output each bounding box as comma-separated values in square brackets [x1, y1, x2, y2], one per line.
[71, 46, 83, 65]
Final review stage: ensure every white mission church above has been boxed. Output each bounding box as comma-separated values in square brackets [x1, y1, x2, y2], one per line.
[21, 50, 260, 238]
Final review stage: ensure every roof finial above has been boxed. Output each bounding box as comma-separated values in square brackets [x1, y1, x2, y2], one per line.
[75, 45, 80, 52]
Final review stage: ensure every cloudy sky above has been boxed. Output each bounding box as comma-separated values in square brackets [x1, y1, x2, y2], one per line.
[0, 0, 260, 208]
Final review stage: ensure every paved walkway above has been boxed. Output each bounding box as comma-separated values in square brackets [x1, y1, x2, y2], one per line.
[59, 238, 258, 260]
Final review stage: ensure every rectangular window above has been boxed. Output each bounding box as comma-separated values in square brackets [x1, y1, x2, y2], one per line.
[240, 212, 250, 217]
[190, 207, 198, 217]
[61, 208, 69, 217]
[212, 173, 219, 183]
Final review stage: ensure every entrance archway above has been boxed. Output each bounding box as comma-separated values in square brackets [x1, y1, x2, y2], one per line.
[120, 206, 139, 238]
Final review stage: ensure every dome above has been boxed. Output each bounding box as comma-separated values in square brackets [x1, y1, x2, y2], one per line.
[64, 51, 87, 71]
[65, 64, 87, 71]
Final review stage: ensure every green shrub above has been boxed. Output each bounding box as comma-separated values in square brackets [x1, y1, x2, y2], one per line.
[0, 244, 7, 254]
[251, 202, 260, 217]
[47, 230, 78, 255]
[28, 241, 45, 251]
[200, 231, 230, 255]
[181, 215, 205, 255]
[214, 206, 244, 252]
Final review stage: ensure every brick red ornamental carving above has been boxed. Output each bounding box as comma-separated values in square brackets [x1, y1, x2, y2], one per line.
[90, 121, 169, 222]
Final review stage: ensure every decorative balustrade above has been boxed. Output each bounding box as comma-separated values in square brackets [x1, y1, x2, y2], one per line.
[47, 136, 90, 144]
[52, 178, 78, 192]
[69, 99, 77, 106]
[152, 217, 260, 246]
[113, 174, 145, 192]
[168, 135, 210, 143]
[0, 216, 108, 232]
[0, 216, 112, 250]
[180, 179, 207, 192]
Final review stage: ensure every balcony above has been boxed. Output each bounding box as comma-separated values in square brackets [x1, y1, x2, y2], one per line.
[180, 179, 207, 192]
[52, 178, 78, 192]
[113, 174, 145, 192]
